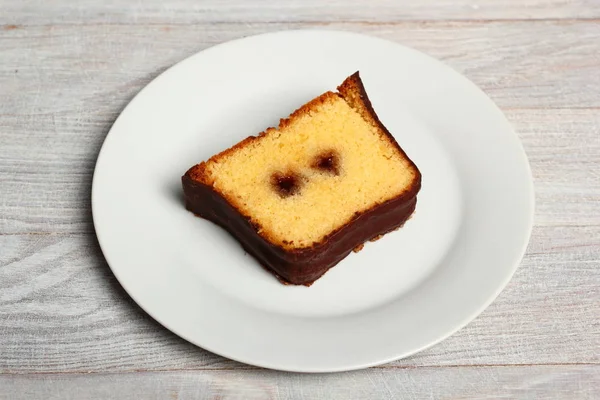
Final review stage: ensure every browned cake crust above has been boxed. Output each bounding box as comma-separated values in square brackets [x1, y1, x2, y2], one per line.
[182, 72, 421, 286]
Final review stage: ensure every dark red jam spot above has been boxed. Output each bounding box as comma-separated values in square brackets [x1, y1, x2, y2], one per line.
[271, 172, 302, 197]
[312, 150, 340, 175]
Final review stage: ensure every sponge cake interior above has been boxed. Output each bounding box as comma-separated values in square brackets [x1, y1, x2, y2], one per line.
[187, 83, 418, 250]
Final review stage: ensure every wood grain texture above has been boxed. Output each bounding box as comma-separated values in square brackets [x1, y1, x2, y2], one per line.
[1, 0, 599, 396]
[0, 366, 598, 400]
[1, 109, 598, 234]
[1, 226, 598, 373]
[1, 21, 599, 115]
[2, 0, 600, 24]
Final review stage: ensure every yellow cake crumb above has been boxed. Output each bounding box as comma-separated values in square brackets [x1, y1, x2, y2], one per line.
[199, 91, 417, 249]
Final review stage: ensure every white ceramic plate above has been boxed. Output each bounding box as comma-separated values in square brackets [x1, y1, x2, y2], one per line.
[92, 30, 534, 372]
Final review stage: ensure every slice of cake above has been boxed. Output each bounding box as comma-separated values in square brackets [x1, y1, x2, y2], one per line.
[182, 72, 421, 286]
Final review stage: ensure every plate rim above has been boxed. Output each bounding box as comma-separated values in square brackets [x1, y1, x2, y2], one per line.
[92, 29, 535, 372]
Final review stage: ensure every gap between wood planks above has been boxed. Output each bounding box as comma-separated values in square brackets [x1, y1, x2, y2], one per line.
[2, 18, 600, 30]
[1, 362, 598, 376]
[1, 107, 600, 118]
[1, 223, 599, 236]
[1, 221, 600, 236]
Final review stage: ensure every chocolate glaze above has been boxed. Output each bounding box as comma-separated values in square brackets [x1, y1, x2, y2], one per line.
[182, 72, 421, 286]
[182, 174, 420, 286]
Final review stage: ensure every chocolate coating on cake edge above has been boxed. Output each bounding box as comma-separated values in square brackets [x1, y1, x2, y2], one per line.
[182, 174, 419, 286]
[181, 72, 421, 286]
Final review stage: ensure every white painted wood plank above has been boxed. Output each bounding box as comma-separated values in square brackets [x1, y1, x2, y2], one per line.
[0, 366, 598, 400]
[0, 227, 598, 373]
[0, 21, 600, 118]
[1, 22, 599, 114]
[2, 0, 600, 24]
[1, 108, 598, 234]
[0, 0, 598, 392]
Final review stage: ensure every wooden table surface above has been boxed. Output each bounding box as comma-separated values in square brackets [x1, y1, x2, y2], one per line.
[1, 1, 599, 398]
